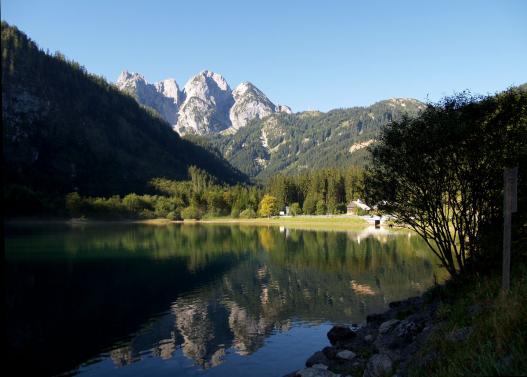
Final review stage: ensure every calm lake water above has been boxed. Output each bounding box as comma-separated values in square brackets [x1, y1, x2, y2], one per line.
[5, 223, 443, 377]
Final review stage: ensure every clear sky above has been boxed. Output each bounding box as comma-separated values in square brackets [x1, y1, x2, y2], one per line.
[2, 0, 526, 111]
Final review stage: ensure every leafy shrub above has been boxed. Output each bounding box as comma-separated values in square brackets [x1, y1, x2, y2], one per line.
[289, 202, 302, 216]
[181, 206, 203, 220]
[239, 208, 257, 219]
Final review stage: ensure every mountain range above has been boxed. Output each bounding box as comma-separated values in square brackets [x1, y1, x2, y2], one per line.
[116, 70, 292, 135]
[112, 68, 527, 173]
[202, 98, 426, 179]
[117, 71, 426, 179]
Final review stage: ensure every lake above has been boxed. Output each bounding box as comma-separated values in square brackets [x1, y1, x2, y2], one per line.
[5, 222, 443, 377]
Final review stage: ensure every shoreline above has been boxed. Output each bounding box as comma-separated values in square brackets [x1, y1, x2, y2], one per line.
[5, 215, 371, 227]
[284, 263, 527, 377]
[283, 290, 446, 377]
[4, 215, 415, 233]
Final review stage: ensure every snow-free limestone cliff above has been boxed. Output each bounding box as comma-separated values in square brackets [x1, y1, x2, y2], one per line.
[116, 70, 291, 135]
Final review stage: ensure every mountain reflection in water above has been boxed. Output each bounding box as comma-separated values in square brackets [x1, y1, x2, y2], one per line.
[5, 223, 444, 376]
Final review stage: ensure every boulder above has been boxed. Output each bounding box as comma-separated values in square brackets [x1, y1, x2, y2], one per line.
[336, 350, 357, 361]
[322, 346, 338, 359]
[393, 320, 420, 340]
[379, 319, 400, 334]
[298, 367, 341, 377]
[327, 326, 356, 345]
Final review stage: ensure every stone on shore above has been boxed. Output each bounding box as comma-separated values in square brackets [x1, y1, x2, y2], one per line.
[327, 326, 356, 345]
[336, 350, 357, 361]
[298, 367, 341, 377]
[379, 319, 400, 334]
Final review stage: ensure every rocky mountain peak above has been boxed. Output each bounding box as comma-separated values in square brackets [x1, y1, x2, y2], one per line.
[115, 70, 290, 135]
[116, 70, 180, 125]
[116, 71, 147, 90]
[232, 81, 258, 97]
[228, 81, 278, 132]
[183, 70, 232, 103]
[155, 79, 183, 106]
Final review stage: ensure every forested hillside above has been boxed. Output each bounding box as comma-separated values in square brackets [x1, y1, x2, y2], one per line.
[199, 98, 425, 179]
[2, 23, 246, 214]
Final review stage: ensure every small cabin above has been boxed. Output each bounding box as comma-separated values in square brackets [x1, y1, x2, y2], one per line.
[347, 199, 371, 215]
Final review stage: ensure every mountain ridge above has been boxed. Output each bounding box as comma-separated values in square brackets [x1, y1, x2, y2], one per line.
[200, 97, 427, 179]
[116, 69, 292, 135]
[2, 22, 246, 209]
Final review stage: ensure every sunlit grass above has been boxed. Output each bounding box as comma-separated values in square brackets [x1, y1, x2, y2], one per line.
[409, 260, 527, 376]
[197, 215, 371, 231]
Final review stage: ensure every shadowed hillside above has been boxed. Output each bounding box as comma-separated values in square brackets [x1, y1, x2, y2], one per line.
[1, 22, 246, 215]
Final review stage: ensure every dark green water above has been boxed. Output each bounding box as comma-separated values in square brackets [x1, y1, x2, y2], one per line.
[5, 223, 443, 376]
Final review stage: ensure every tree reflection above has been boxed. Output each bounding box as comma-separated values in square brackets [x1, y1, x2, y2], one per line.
[5, 224, 445, 375]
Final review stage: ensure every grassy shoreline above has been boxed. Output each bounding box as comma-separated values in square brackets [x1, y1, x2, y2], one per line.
[3, 215, 412, 235]
[6, 215, 395, 232]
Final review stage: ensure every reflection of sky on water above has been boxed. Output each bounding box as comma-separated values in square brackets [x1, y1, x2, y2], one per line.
[5, 224, 444, 376]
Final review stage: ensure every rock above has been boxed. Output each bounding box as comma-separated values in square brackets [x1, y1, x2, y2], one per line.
[312, 364, 329, 370]
[298, 367, 341, 377]
[176, 70, 234, 134]
[446, 326, 472, 342]
[228, 82, 277, 131]
[364, 335, 373, 342]
[277, 104, 293, 114]
[363, 354, 393, 377]
[306, 351, 329, 367]
[393, 320, 420, 339]
[379, 319, 400, 334]
[322, 346, 338, 359]
[116, 71, 180, 125]
[116, 70, 290, 135]
[336, 350, 356, 361]
[327, 326, 356, 345]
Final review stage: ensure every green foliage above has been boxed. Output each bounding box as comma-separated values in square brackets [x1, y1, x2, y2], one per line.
[303, 193, 318, 215]
[202, 99, 424, 179]
[315, 200, 327, 215]
[239, 208, 257, 219]
[165, 211, 181, 221]
[65, 192, 84, 217]
[62, 165, 263, 220]
[289, 202, 302, 216]
[2, 22, 246, 217]
[366, 89, 527, 277]
[264, 167, 364, 216]
[409, 262, 527, 377]
[181, 206, 203, 220]
[4, 185, 58, 216]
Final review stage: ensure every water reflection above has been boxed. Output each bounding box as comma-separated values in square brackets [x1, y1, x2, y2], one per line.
[5, 223, 444, 376]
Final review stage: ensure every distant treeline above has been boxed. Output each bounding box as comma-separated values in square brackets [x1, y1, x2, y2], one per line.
[60, 166, 366, 220]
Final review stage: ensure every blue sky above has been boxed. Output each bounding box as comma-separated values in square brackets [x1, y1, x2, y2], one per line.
[2, 0, 526, 111]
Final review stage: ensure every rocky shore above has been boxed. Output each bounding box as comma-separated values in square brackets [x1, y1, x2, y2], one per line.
[283, 292, 458, 377]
